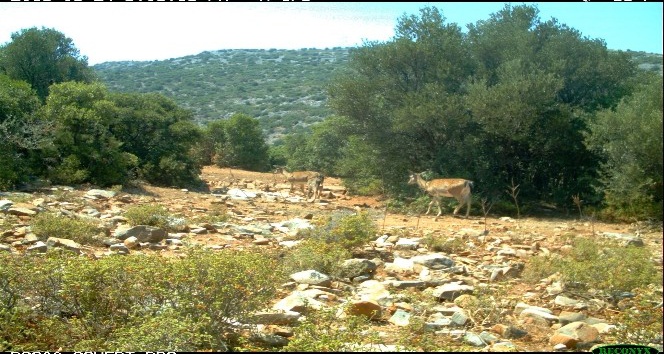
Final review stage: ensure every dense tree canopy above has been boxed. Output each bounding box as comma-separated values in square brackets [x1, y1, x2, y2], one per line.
[324, 3, 652, 217]
[0, 27, 95, 101]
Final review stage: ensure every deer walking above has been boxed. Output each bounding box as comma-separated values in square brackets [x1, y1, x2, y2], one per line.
[408, 172, 473, 217]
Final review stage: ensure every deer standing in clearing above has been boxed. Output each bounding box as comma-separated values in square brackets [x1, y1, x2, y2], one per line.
[408, 172, 473, 218]
[274, 167, 324, 202]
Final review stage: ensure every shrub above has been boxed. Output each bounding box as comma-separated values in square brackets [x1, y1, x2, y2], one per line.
[282, 238, 352, 277]
[422, 233, 466, 254]
[0, 248, 285, 351]
[281, 305, 381, 352]
[612, 288, 663, 347]
[307, 211, 377, 251]
[30, 212, 103, 246]
[123, 204, 171, 229]
[194, 203, 230, 224]
[523, 237, 660, 296]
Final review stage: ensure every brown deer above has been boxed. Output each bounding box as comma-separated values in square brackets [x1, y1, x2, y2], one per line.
[274, 167, 324, 201]
[408, 172, 473, 217]
[306, 173, 325, 202]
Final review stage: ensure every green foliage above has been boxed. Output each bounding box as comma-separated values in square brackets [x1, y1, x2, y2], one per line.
[40, 81, 138, 187]
[30, 212, 103, 246]
[613, 289, 663, 347]
[109, 92, 204, 187]
[306, 211, 377, 251]
[0, 248, 285, 351]
[0, 74, 49, 189]
[0, 26, 96, 101]
[281, 306, 381, 352]
[523, 237, 660, 296]
[192, 203, 230, 225]
[94, 48, 348, 140]
[585, 73, 663, 221]
[282, 238, 352, 277]
[327, 4, 639, 211]
[123, 204, 171, 229]
[215, 113, 270, 172]
[422, 234, 465, 254]
[108, 308, 213, 351]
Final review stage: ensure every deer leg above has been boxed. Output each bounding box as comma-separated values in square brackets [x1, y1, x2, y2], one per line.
[425, 199, 435, 215]
[435, 197, 443, 217]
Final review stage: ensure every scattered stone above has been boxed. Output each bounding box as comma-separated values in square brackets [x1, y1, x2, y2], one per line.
[46, 237, 82, 254]
[432, 281, 474, 301]
[347, 300, 382, 320]
[289, 270, 332, 287]
[388, 309, 411, 326]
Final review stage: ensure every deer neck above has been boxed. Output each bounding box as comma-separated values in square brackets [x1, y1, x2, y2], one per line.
[416, 175, 429, 191]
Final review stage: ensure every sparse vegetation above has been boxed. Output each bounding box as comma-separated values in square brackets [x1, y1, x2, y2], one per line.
[523, 237, 660, 297]
[123, 204, 171, 230]
[30, 212, 103, 246]
[305, 211, 377, 251]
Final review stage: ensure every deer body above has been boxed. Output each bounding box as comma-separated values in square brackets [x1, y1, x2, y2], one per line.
[306, 173, 325, 202]
[275, 167, 324, 201]
[408, 172, 473, 217]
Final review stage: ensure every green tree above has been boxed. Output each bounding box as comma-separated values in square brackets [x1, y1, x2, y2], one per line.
[199, 119, 227, 166]
[109, 92, 203, 187]
[0, 27, 95, 101]
[328, 4, 637, 210]
[585, 73, 663, 220]
[216, 113, 269, 171]
[0, 74, 49, 188]
[328, 6, 473, 193]
[39, 81, 137, 186]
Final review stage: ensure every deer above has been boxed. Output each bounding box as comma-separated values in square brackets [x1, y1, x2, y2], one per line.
[408, 172, 474, 218]
[274, 166, 324, 201]
[306, 173, 325, 202]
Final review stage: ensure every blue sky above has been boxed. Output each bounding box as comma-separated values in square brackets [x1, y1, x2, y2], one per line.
[1, 2, 662, 65]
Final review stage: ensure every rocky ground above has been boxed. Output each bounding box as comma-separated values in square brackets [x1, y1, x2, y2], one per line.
[1, 165, 662, 352]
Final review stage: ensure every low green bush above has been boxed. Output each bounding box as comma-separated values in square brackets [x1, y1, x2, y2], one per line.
[523, 237, 660, 296]
[0, 248, 285, 351]
[30, 212, 103, 246]
[282, 238, 352, 277]
[123, 204, 171, 229]
[306, 211, 377, 251]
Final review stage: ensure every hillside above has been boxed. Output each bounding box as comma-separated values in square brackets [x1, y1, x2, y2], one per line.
[93, 48, 662, 144]
[93, 47, 351, 143]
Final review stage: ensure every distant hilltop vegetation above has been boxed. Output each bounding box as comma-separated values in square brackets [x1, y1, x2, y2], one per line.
[93, 47, 661, 143]
[93, 47, 351, 143]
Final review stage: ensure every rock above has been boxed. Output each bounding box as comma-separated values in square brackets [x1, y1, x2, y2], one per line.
[85, 189, 117, 200]
[519, 308, 559, 324]
[356, 280, 393, 306]
[463, 332, 487, 347]
[346, 300, 382, 320]
[123, 236, 140, 249]
[7, 207, 37, 216]
[411, 253, 455, 269]
[388, 309, 411, 326]
[289, 270, 331, 287]
[338, 258, 377, 279]
[46, 237, 82, 254]
[114, 225, 168, 243]
[558, 311, 587, 325]
[27, 241, 47, 253]
[273, 291, 325, 313]
[252, 311, 301, 325]
[556, 321, 600, 344]
[549, 333, 578, 348]
[432, 282, 474, 301]
[109, 244, 129, 254]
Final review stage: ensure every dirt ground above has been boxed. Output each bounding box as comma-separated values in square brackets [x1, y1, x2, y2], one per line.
[140, 165, 658, 242]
